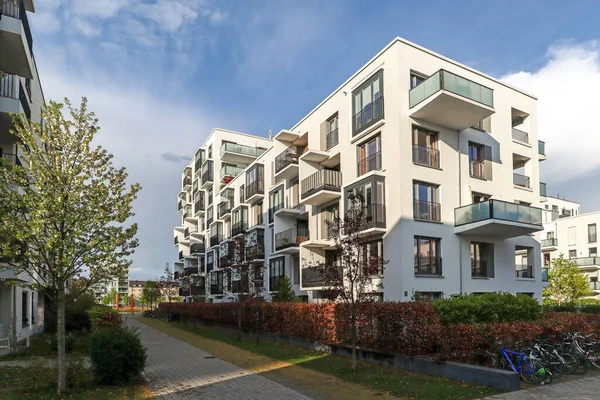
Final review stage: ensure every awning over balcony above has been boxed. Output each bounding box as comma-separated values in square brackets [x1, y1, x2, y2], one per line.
[454, 199, 543, 238]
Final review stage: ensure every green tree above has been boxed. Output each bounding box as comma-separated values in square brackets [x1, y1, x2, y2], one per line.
[543, 254, 592, 305]
[0, 98, 140, 393]
[142, 281, 161, 309]
[102, 287, 118, 306]
[273, 276, 297, 302]
[122, 293, 130, 306]
[159, 263, 179, 303]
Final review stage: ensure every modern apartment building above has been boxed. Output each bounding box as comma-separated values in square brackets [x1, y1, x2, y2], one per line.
[173, 37, 547, 303]
[91, 277, 129, 303]
[0, 0, 45, 345]
[539, 194, 600, 299]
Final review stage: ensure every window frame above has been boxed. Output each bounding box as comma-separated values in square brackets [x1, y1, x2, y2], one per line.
[269, 257, 285, 291]
[413, 236, 442, 276]
[589, 223, 597, 243]
[352, 70, 384, 136]
[357, 135, 382, 176]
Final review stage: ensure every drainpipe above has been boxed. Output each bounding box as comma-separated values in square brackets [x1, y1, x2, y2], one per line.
[458, 129, 463, 295]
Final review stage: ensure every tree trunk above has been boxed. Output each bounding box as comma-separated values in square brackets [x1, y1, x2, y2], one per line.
[351, 301, 357, 373]
[255, 303, 260, 347]
[57, 281, 67, 393]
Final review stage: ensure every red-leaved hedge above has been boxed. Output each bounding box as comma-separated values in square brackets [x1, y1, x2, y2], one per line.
[158, 302, 600, 362]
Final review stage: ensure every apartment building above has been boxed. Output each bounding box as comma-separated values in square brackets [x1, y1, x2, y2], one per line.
[128, 280, 147, 303]
[0, 0, 45, 345]
[173, 37, 547, 302]
[539, 194, 600, 299]
[91, 277, 129, 303]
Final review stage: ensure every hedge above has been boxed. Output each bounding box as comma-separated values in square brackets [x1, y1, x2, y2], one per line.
[159, 298, 600, 363]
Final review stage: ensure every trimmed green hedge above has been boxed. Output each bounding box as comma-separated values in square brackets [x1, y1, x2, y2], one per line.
[433, 292, 541, 324]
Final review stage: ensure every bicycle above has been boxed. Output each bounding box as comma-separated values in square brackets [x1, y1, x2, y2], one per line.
[485, 343, 547, 385]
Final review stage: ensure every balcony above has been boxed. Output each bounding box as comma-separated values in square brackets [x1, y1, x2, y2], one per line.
[0, 153, 21, 166]
[194, 193, 205, 216]
[573, 257, 600, 271]
[538, 140, 546, 162]
[201, 160, 213, 189]
[300, 170, 342, 206]
[275, 227, 309, 253]
[217, 201, 232, 220]
[245, 179, 264, 204]
[178, 251, 184, 261]
[301, 263, 343, 290]
[0, 72, 31, 120]
[512, 128, 529, 144]
[210, 283, 223, 295]
[274, 146, 302, 180]
[245, 244, 265, 261]
[182, 175, 192, 191]
[184, 266, 198, 277]
[541, 238, 558, 250]
[357, 151, 382, 177]
[515, 265, 534, 279]
[220, 142, 265, 163]
[231, 279, 250, 294]
[177, 199, 184, 212]
[210, 233, 223, 248]
[326, 128, 339, 150]
[591, 281, 600, 292]
[194, 156, 203, 176]
[413, 200, 441, 223]
[454, 199, 543, 238]
[540, 182, 547, 197]
[173, 236, 179, 247]
[0, 1, 34, 79]
[220, 165, 245, 184]
[413, 145, 439, 169]
[190, 242, 205, 255]
[513, 173, 530, 189]
[409, 69, 494, 130]
[469, 160, 486, 180]
[232, 220, 248, 236]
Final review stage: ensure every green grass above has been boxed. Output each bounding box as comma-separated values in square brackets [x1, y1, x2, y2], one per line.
[168, 321, 501, 400]
[0, 331, 91, 361]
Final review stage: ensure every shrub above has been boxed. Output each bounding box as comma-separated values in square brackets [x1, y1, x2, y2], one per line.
[88, 306, 122, 331]
[90, 326, 147, 384]
[45, 332, 75, 353]
[433, 292, 541, 324]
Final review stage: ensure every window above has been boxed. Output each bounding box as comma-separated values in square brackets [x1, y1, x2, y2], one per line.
[471, 242, 494, 278]
[472, 192, 491, 203]
[413, 181, 440, 222]
[414, 237, 442, 275]
[269, 257, 285, 291]
[326, 114, 339, 149]
[569, 250, 577, 259]
[589, 224, 597, 243]
[357, 135, 381, 176]
[412, 126, 439, 168]
[269, 186, 283, 224]
[468, 142, 492, 180]
[410, 72, 427, 89]
[207, 188, 213, 205]
[208, 145, 212, 159]
[568, 226, 576, 246]
[22, 291, 29, 326]
[547, 231, 555, 239]
[543, 253, 550, 267]
[415, 291, 442, 302]
[245, 164, 264, 199]
[360, 239, 384, 276]
[239, 184, 245, 204]
[352, 70, 384, 135]
[591, 248, 598, 257]
[345, 175, 386, 229]
[252, 202, 263, 227]
[320, 203, 339, 240]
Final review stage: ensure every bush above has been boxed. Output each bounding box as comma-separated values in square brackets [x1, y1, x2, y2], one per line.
[44, 293, 96, 333]
[433, 292, 541, 324]
[88, 306, 122, 331]
[90, 326, 147, 384]
[45, 332, 75, 353]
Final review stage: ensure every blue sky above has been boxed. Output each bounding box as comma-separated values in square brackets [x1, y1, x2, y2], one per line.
[30, 0, 600, 279]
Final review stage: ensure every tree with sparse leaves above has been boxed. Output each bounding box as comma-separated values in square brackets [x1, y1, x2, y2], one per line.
[0, 98, 140, 393]
[160, 263, 179, 303]
[543, 254, 591, 305]
[305, 193, 387, 372]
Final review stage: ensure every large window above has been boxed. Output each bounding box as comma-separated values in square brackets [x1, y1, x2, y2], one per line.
[269, 257, 285, 291]
[245, 164, 264, 199]
[414, 237, 442, 276]
[252, 202, 263, 227]
[352, 70, 384, 135]
[320, 203, 339, 240]
[22, 291, 29, 327]
[413, 181, 440, 222]
[471, 242, 494, 278]
[357, 135, 381, 176]
[269, 185, 284, 224]
[412, 127, 439, 168]
[569, 249, 577, 259]
[326, 114, 339, 149]
[410, 72, 427, 89]
[345, 175, 386, 229]
[360, 239, 384, 276]
[589, 224, 597, 243]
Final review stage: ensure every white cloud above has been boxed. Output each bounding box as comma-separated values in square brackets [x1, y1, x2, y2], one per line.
[70, 0, 130, 19]
[135, 0, 199, 32]
[32, 11, 62, 34]
[72, 17, 101, 37]
[208, 10, 227, 25]
[502, 41, 600, 181]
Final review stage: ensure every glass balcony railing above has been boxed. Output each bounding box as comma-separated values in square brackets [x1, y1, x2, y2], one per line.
[409, 69, 494, 109]
[515, 265, 534, 278]
[0, 153, 22, 166]
[412, 145, 440, 168]
[220, 142, 266, 158]
[540, 182, 547, 197]
[573, 257, 600, 267]
[513, 173, 530, 189]
[455, 199, 542, 227]
[275, 227, 309, 250]
[220, 165, 245, 180]
[512, 128, 529, 144]
[538, 140, 546, 156]
[542, 268, 549, 282]
[541, 238, 557, 247]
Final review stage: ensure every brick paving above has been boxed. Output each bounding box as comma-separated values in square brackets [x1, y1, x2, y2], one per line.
[484, 374, 600, 400]
[126, 317, 312, 400]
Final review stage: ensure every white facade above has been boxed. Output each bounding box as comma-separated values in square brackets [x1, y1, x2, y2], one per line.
[174, 37, 547, 303]
[0, 0, 44, 346]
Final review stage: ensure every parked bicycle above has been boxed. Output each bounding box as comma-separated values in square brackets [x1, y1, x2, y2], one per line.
[485, 342, 547, 385]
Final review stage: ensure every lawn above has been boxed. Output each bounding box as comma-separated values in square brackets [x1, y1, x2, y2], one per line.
[137, 317, 501, 400]
[0, 367, 153, 399]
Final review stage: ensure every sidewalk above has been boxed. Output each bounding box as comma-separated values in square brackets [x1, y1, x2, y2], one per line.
[484, 375, 600, 400]
[126, 317, 312, 400]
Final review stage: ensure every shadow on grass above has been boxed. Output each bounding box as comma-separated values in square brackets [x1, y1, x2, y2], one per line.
[139, 317, 501, 400]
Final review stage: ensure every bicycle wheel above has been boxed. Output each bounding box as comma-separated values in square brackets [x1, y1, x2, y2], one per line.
[588, 350, 600, 369]
[521, 359, 546, 385]
[484, 355, 497, 369]
[543, 370, 553, 385]
[573, 353, 590, 374]
[555, 352, 579, 375]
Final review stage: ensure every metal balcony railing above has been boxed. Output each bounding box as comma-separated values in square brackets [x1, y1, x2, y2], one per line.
[0, 72, 18, 99]
[245, 179, 264, 199]
[353, 96, 384, 134]
[512, 128, 529, 144]
[220, 142, 265, 158]
[469, 160, 485, 179]
[231, 279, 249, 294]
[409, 69, 493, 108]
[275, 146, 302, 174]
[275, 227, 309, 250]
[185, 266, 198, 277]
[326, 128, 339, 150]
[246, 245, 265, 260]
[541, 238, 557, 247]
[302, 263, 343, 288]
[513, 173, 530, 189]
[413, 200, 441, 222]
[357, 151, 382, 176]
[515, 265, 534, 278]
[218, 201, 232, 219]
[300, 170, 342, 199]
[210, 234, 223, 248]
[0, 153, 22, 166]
[1, 1, 33, 53]
[232, 220, 248, 236]
[412, 145, 439, 168]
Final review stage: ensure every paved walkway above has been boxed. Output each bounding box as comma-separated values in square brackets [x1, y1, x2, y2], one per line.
[485, 374, 600, 399]
[126, 317, 312, 400]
